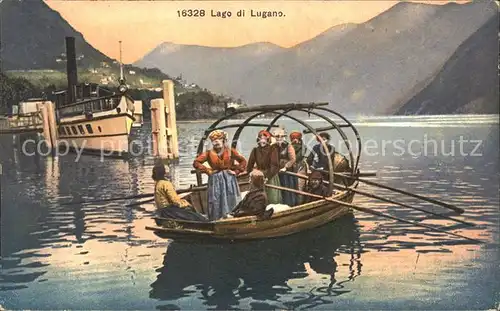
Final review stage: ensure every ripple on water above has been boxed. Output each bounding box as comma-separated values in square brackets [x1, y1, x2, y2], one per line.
[0, 121, 498, 310]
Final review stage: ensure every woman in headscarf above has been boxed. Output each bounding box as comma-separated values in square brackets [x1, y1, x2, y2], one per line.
[289, 131, 309, 202]
[273, 127, 298, 206]
[193, 130, 247, 220]
[289, 131, 306, 169]
[246, 130, 281, 204]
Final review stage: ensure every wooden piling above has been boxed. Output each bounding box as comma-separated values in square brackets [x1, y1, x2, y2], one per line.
[150, 100, 158, 157]
[40, 103, 53, 151]
[133, 100, 143, 127]
[150, 80, 180, 160]
[162, 80, 179, 159]
[150, 98, 168, 158]
[0, 163, 2, 219]
[45, 101, 58, 153]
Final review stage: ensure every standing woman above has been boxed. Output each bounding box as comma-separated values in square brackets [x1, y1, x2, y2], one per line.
[246, 130, 281, 204]
[289, 131, 309, 202]
[193, 130, 247, 220]
[273, 127, 298, 206]
[289, 131, 307, 171]
[306, 132, 335, 181]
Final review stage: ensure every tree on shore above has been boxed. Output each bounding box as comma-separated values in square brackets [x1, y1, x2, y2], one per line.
[0, 72, 244, 119]
[0, 73, 39, 113]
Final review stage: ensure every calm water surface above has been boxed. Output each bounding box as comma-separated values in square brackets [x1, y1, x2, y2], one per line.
[0, 115, 498, 310]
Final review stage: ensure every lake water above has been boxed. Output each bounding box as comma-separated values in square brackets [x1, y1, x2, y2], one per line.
[0, 114, 498, 310]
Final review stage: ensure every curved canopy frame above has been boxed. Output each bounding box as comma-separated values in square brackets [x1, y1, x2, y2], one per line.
[265, 108, 355, 178]
[194, 103, 362, 191]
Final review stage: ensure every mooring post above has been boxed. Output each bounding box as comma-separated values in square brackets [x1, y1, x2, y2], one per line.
[150, 99, 159, 157]
[45, 101, 57, 155]
[150, 98, 168, 158]
[40, 103, 53, 152]
[162, 80, 179, 159]
[0, 163, 2, 222]
[133, 100, 143, 127]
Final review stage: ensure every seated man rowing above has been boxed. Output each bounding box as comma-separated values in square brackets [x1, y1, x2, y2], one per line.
[303, 170, 332, 204]
[152, 164, 209, 222]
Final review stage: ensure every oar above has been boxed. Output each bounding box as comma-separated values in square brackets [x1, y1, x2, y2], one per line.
[61, 185, 198, 206]
[281, 171, 475, 227]
[265, 183, 483, 244]
[353, 171, 377, 177]
[125, 198, 155, 207]
[320, 170, 465, 214]
[61, 192, 154, 206]
[124, 191, 194, 208]
[308, 169, 377, 178]
[62, 179, 251, 206]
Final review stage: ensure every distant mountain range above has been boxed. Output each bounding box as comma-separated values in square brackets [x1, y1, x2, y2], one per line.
[0, 0, 111, 70]
[0, 0, 240, 120]
[0, 0, 178, 90]
[390, 13, 499, 115]
[135, 1, 499, 115]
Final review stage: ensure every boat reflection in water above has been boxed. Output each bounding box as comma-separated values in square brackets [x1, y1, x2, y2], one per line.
[149, 214, 363, 310]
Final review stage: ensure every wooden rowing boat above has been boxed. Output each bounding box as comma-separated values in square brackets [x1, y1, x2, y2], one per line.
[146, 183, 357, 241]
[141, 102, 477, 243]
[146, 102, 365, 241]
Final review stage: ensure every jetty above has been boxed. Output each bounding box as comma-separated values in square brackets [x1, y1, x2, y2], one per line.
[1, 36, 178, 160]
[0, 84, 178, 159]
[0, 101, 45, 134]
[0, 100, 57, 151]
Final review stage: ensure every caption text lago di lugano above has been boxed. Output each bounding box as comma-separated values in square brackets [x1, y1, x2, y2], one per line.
[176, 9, 285, 19]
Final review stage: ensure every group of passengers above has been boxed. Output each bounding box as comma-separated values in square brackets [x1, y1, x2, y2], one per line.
[153, 128, 340, 222]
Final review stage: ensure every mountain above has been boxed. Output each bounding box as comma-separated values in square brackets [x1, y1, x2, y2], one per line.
[135, 41, 285, 95]
[136, 1, 498, 114]
[0, 0, 239, 120]
[390, 14, 499, 115]
[0, 0, 111, 70]
[0, 0, 181, 91]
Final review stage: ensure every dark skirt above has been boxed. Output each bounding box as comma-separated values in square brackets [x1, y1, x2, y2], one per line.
[156, 205, 210, 223]
[207, 171, 241, 221]
[279, 172, 299, 206]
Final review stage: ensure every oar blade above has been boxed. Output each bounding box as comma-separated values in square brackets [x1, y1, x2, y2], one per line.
[265, 183, 484, 244]
[335, 173, 465, 214]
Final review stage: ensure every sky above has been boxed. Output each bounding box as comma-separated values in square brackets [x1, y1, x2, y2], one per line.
[44, 0, 470, 63]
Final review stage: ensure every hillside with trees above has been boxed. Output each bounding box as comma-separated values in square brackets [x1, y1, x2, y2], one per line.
[0, 0, 240, 120]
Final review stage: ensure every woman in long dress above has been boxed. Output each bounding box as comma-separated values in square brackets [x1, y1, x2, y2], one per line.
[193, 130, 247, 220]
[289, 131, 310, 203]
[246, 130, 281, 204]
[272, 127, 298, 206]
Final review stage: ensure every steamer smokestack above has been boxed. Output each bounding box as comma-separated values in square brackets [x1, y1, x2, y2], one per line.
[65, 36, 78, 103]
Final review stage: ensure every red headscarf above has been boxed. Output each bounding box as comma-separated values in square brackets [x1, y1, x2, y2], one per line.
[258, 130, 272, 139]
[289, 131, 302, 140]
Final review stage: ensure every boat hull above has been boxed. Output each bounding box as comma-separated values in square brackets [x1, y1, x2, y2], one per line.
[146, 190, 355, 241]
[57, 113, 134, 155]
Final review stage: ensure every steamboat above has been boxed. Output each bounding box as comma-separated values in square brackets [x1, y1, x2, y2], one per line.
[53, 37, 135, 156]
